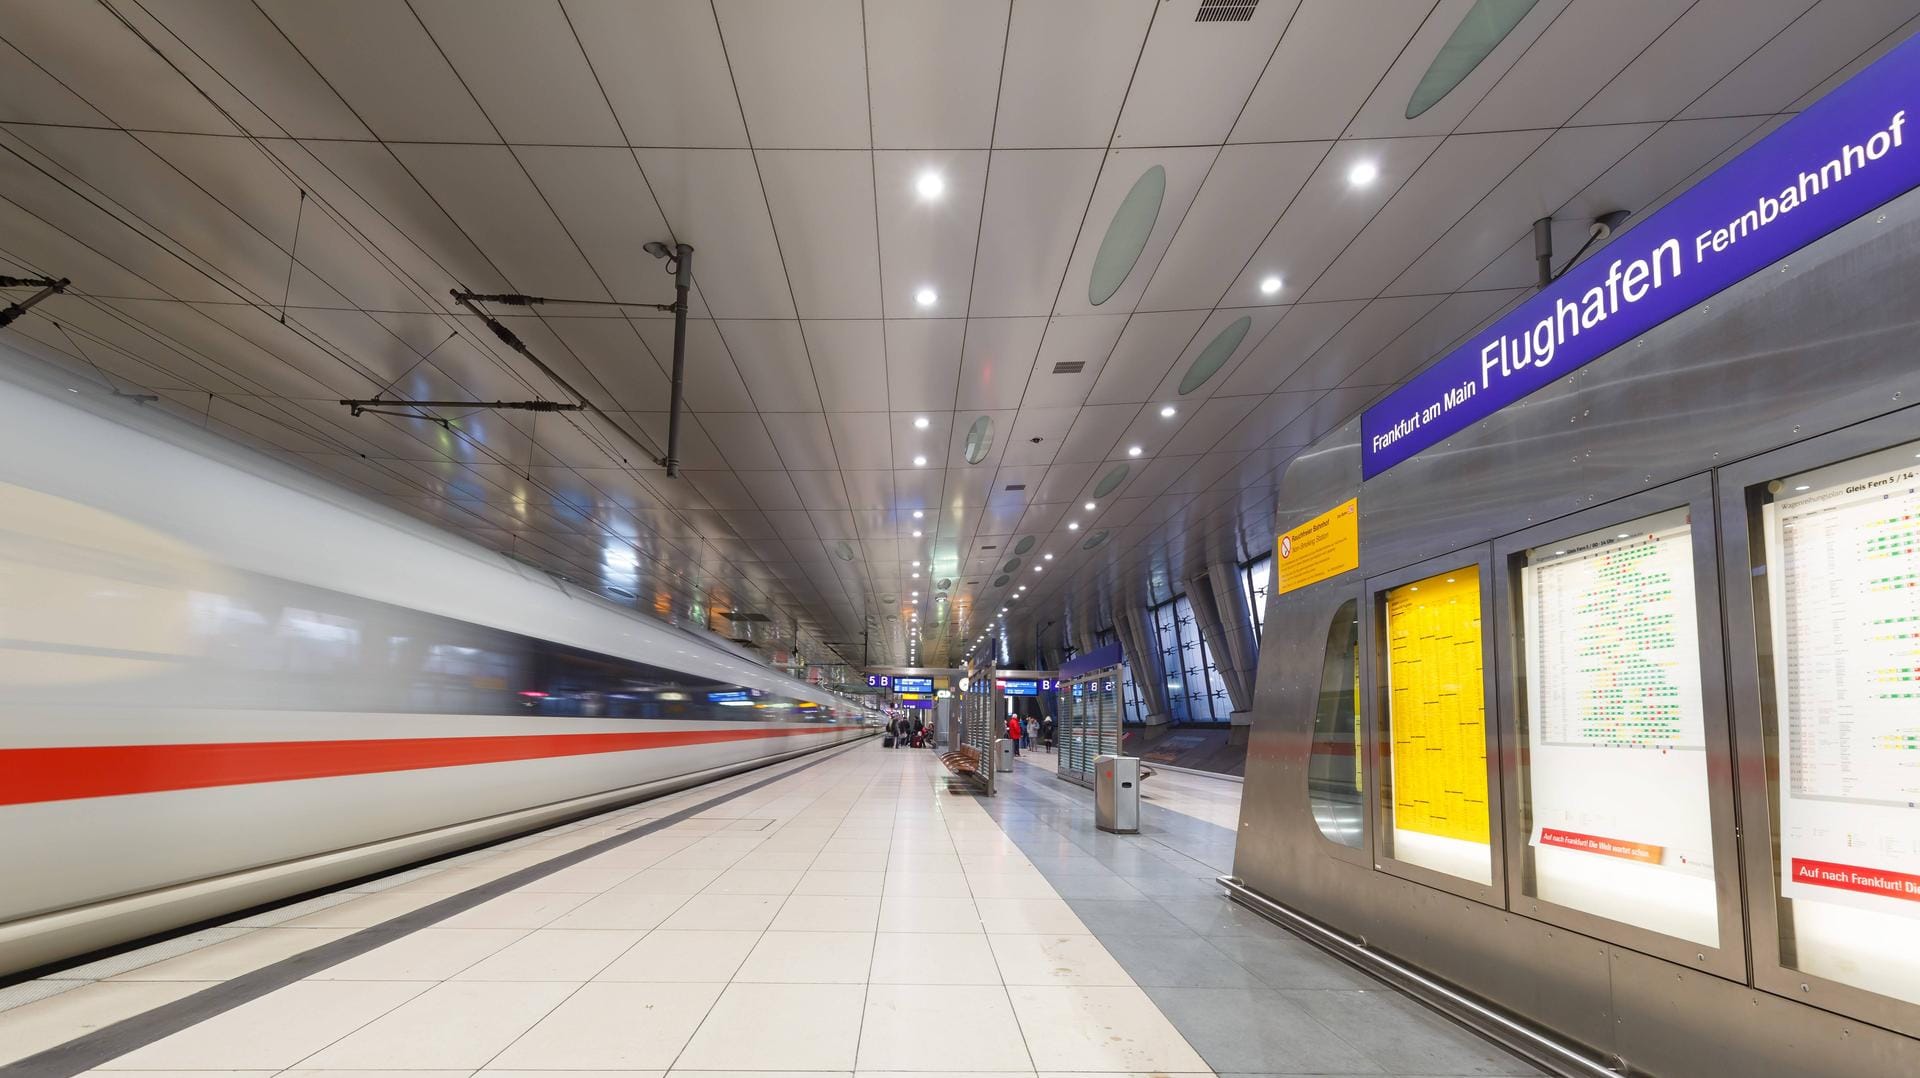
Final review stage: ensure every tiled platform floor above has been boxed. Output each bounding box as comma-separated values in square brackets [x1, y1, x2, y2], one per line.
[0, 737, 1538, 1077]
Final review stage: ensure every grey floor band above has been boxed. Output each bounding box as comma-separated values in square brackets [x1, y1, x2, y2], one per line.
[0, 736, 871, 1078]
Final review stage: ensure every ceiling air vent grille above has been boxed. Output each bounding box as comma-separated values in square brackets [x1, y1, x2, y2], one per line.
[980, 545, 998, 550]
[1003, 483, 1026, 491]
[1051, 360, 1085, 374]
[1196, 0, 1258, 22]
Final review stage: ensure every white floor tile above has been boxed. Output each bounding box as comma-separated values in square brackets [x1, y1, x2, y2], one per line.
[974, 898, 1087, 934]
[734, 931, 874, 984]
[595, 931, 761, 982]
[877, 897, 982, 933]
[657, 893, 783, 931]
[964, 873, 1060, 900]
[881, 873, 973, 899]
[705, 868, 805, 895]
[283, 891, 444, 928]
[613, 868, 725, 895]
[867, 933, 1002, 986]
[732, 850, 820, 871]
[487, 981, 722, 1070]
[769, 894, 881, 932]
[988, 934, 1132, 986]
[0, 981, 213, 1066]
[545, 891, 691, 930]
[857, 985, 1031, 1071]
[382, 866, 516, 893]
[313, 928, 526, 980]
[1007, 985, 1208, 1072]
[299, 980, 575, 1069]
[453, 929, 644, 981]
[794, 870, 887, 896]
[513, 866, 640, 893]
[112, 928, 350, 981]
[436, 892, 592, 929]
[101, 981, 429, 1070]
[675, 983, 864, 1071]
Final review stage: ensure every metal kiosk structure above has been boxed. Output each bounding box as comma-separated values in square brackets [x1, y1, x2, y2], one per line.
[1057, 665, 1125, 790]
[956, 663, 1001, 794]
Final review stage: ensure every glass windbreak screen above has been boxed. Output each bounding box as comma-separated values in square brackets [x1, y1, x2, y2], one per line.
[1310, 600, 1363, 848]
[1760, 440, 1920, 1005]
[1518, 508, 1718, 944]
[1384, 565, 1492, 884]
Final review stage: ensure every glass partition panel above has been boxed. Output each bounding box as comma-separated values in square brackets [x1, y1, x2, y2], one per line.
[1309, 599, 1363, 848]
[1516, 507, 1718, 944]
[1756, 439, 1920, 1005]
[1384, 564, 1492, 884]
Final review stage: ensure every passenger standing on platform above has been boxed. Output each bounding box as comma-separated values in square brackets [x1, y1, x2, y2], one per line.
[1042, 714, 1055, 752]
[1007, 714, 1022, 756]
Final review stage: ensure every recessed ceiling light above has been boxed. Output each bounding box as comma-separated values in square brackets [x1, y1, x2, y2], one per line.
[913, 415, 930, 429]
[1348, 160, 1379, 187]
[911, 529, 922, 538]
[1127, 445, 1143, 457]
[912, 455, 927, 467]
[1033, 566, 1042, 573]
[1794, 484, 1810, 491]
[911, 560, 920, 567]
[911, 571, 919, 578]
[912, 590, 919, 597]
[1068, 522, 1080, 530]
[1259, 275, 1283, 295]
[1017, 586, 1026, 592]
[1043, 553, 1053, 561]
[912, 510, 924, 519]
[915, 170, 945, 201]
[914, 287, 938, 308]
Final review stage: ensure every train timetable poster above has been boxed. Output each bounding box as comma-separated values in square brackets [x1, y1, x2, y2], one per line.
[1519, 509, 1716, 883]
[1385, 566, 1489, 845]
[1767, 445, 1920, 917]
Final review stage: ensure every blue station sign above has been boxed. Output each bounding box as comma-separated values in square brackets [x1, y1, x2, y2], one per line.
[1361, 31, 1920, 479]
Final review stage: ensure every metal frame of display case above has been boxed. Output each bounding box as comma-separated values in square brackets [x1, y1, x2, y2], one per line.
[957, 662, 1000, 795]
[1057, 665, 1125, 790]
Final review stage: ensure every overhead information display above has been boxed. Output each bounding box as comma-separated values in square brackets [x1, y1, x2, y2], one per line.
[1520, 509, 1718, 943]
[1385, 566, 1489, 848]
[1767, 444, 1920, 917]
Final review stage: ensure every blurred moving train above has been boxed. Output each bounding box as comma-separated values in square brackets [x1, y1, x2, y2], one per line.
[0, 346, 870, 978]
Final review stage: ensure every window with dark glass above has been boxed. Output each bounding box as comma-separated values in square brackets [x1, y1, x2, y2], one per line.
[1309, 599, 1363, 848]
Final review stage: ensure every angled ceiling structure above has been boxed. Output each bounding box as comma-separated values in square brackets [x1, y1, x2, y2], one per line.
[0, 0, 1913, 670]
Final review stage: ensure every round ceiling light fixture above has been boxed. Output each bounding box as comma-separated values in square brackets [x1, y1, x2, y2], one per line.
[1348, 160, 1379, 187]
[1127, 445, 1143, 457]
[1259, 275, 1283, 295]
[913, 415, 930, 429]
[914, 287, 938, 308]
[915, 170, 945, 201]
[912, 455, 927, 467]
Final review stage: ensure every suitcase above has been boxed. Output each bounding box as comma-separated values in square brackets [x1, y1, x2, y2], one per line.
[883, 735, 895, 747]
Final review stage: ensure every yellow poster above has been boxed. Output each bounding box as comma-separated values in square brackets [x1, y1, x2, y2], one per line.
[1276, 498, 1359, 595]
[1384, 565, 1488, 843]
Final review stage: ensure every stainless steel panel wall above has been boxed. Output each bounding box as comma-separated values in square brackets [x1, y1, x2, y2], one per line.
[1233, 188, 1920, 1076]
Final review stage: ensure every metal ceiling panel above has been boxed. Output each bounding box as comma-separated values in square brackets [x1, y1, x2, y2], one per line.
[716, 319, 821, 412]
[632, 148, 795, 319]
[968, 149, 1104, 316]
[1344, 0, 1569, 138]
[1215, 300, 1365, 396]
[956, 316, 1046, 410]
[1222, 136, 1444, 308]
[874, 150, 989, 319]
[1016, 314, 1127, 410]
[628, 317, 754, 413]
[801, 320, 888, 409]
[1683, 0, 1918, 119]
[786, 470, 850, 511]
[260, 0, 496, 142]
[865, 0, 1009, 149]
[840, 468, 897, 511]
[1052, 146, 1215, 317]
[825, 411, 893, 470]
[712, 0, 869, 149]
[1305, 128, 1550, 302]
[1145, 304, 1289, 405]
[1054, 402, 1138, 464]
[560, 0, 746, 148]
[1229, 0, 1428, 143]
[889, 411, 954, 468]
[692, 411, 782, 472]
[1114, 0, 1299, 147]
[1461, 0, 1691, 133]
[5, 1, 229, 133]
[883, 318, 963, 411]
[412, 0, 622, 145]
[514, 147, 685, 307]
[1086, 309, 1207, 405]
[391, 143, 608, 299]
[993, 0, 1155, 148]
[756, 150, 882, 319]
[299, 139, 513, 296]
[763, 410, 842, 470]
[1571, 0, 1812, 125]
[1163, 394, 1262, 457]
[1000, 406, 1081, 468]
[1139, 141, 1327, 312]
[1276, 294, 1446, 393]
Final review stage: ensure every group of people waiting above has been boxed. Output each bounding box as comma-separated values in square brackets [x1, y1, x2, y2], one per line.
[886, 714, 930, 748]
[1004, 713, 1054, 756]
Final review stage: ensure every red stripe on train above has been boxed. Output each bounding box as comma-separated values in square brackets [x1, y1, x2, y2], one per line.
[0, 726, 846, 806]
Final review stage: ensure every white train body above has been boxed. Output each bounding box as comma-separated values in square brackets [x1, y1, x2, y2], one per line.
[0, 348, 869, 976]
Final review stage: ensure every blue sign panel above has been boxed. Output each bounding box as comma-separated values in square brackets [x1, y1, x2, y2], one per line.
[892, 677, 933, 693]
[997, 678, 1057, 696]
[864, 673, 890, 688]
[707, 690, 753, 704]
[1361, 32, 1920, 479]
[899, 697, 933, 710]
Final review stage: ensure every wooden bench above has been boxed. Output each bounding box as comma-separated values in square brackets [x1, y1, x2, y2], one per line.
[940, 745, 983, 777]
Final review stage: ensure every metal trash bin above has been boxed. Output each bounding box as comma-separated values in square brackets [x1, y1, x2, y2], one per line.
[1094, 755, 1140, 833]
[995, 738, 1014, 772]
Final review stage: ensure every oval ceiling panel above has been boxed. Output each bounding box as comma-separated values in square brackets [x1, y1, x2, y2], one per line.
[1092, 464, 1130, 498]
[1013, 536, 1036, 555]
[1081, 529, 1112, 550]
[1088, 165, 1166, 305]
[1179, 315, 1251, 395]
[964, 415, 995, 464]
[993, 574, 1011, 587]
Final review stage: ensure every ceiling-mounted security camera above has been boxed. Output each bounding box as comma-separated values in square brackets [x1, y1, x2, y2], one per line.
[643, 241, 672, 260]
